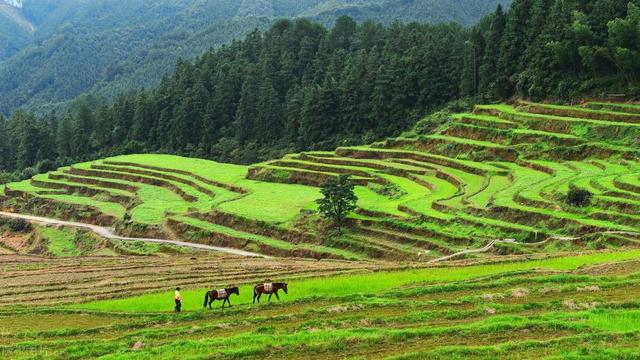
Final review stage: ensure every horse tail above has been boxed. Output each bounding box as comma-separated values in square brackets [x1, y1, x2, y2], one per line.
[203, 291, 209, 308]
[253, 285, 259, 303]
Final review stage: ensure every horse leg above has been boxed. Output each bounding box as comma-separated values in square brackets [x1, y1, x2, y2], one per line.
[221, 298, 226, 309]
[257, 293, 261, 303]
[268, 293, 272, 303]
[228, 297, 232, 308]
[275, 290, 280, 301]
[209, 298, 213, 310]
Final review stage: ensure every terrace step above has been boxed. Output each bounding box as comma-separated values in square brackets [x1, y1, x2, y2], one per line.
[474, 105, 640, 142]
[344, 233, 427, 259]
[336, 147, 506, 176]
[91, 163, 217, 197]
[103, 160, 247, 193]
[65, 166, 199, 202]
[521, 101, 640, 124]
[382, 135, 518, 162]
[453, 113, 516, 129]
[29, 178, 133, 207]
[267, 159, 383, 180]
[356, 218, 474, 246]
[358, 226, 458, 255]
[586, 102, 640, 114]
[296, 153, 432, 176]
[167, 216, 362, 260]
[246, 164, 374, 187]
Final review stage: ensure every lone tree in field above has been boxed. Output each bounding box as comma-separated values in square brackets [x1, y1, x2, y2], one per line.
[317, 174, 357, 234]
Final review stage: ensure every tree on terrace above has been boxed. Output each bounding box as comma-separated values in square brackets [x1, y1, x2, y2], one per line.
[317, 174, 358, 235]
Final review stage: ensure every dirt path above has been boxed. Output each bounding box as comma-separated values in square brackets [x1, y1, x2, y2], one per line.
[0, 211, 269, 258]
[430, 231, 640, 263]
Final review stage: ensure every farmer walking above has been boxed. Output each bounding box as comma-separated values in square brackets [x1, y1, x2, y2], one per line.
[174, 287, 182, 312]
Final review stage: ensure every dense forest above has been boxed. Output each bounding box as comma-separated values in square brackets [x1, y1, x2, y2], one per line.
[461, 0, 640, 100]
[0, 0, 509, 115]
[1, 0, 640, 183]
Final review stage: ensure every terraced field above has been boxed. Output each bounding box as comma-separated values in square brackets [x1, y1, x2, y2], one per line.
[1, 101, 640, 261]
[5, 250, 640, 358]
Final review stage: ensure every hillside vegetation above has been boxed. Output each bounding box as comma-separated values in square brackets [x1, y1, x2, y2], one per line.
[0, 3, 32, 59]
[0, 0, 509, 115]
[1, 0, 639, 179]
[2, 100, 639, 260]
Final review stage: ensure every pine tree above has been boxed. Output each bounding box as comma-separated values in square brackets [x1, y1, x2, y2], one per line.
[234, 69, 260, 145]
[71, 104, 94, 157]
[497, 0, 534, 97]
[13, 111, 39, 169]
[479, 5, 507, 96]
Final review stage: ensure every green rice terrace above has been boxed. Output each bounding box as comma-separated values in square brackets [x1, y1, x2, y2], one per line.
[2, 100, 640, 261]
[3, 100, 640, 359]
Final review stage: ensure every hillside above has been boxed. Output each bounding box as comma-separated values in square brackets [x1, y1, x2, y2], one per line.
[0, 0, 510, 116]
[2, 100, 639, 261]
[3, 1, 639, 180]
[0, 3, 33, 60]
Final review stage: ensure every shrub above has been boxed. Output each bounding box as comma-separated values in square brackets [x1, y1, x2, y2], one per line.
[0, 218, 32, 232]
[36, 159, 58, 174]
[567, 188, 592, 207]
[0, 172, 17, 185]
[414, 110, 451, 135]
[19, 167, 37, 180]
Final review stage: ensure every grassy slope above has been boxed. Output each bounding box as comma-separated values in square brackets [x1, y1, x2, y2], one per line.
[2, 100, 640, 260]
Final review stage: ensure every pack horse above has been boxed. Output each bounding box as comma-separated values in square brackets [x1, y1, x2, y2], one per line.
[253, 282, 288, 303]
[204, 287, 239, 309]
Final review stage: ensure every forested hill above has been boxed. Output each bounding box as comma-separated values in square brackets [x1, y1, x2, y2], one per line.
[1, 0, 639, 182]
[0, 0, 510, 116]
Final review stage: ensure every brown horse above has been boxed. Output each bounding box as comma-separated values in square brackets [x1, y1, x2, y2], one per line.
[203, 287, 239, 309]
[253, 282, 288, 303]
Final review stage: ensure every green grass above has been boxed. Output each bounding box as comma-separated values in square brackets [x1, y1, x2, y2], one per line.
[427, 134, 507, 148]
[221, 180, 320, 224]
[106, 154, 248, 183]
[467, 175, 510, 208]
[74, 249, 640, 312]
[40, 227, 78, 257]
[587, 310, 640, 332]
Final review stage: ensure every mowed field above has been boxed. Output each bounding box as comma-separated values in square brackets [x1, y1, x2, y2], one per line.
[5, 251, 640, 358]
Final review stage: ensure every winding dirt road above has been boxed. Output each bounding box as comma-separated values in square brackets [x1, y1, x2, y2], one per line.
[0, 211, 268, 258]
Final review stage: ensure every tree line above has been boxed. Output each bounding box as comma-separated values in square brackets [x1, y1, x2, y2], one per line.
[2, 0, 639, 182]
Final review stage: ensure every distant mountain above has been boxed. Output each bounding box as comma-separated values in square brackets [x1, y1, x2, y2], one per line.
[2, 0, 23, 8]
[0, 2, 33, 60]
[0, 0, 510, 115]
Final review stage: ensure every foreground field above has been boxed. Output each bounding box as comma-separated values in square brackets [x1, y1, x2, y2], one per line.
[2, 100, 640, 260]
[4, 250, 640, 358]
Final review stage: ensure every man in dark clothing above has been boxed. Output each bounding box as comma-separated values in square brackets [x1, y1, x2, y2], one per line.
[174, 287, 182, 312]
